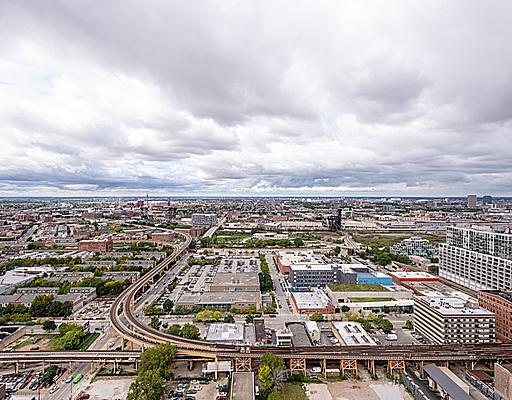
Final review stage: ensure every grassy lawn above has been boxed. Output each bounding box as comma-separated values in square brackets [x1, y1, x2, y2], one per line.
[270, 383, 307, 400]
[212, 233, 251, 243]
[78, 332, 100, 350]
[328, 284, 389, 292]
[349, 297, 394, 302]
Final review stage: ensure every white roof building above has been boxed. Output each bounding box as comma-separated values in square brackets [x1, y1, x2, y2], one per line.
[332, 322, 377, 346]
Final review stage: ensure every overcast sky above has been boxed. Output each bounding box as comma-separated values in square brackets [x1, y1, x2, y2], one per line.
[1, 1, 511, 197]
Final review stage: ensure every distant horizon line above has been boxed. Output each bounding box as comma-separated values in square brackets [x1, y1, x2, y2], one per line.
[0, 195, 508, 200]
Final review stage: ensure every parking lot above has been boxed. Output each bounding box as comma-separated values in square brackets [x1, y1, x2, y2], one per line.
[168, 377, 228, 400]
[0, 369, 46, 396]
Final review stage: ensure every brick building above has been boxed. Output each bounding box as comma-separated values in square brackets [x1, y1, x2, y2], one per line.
[151, 232, 176, 242]
[78, 238, 113, 254]
[478, 290, 512, 342]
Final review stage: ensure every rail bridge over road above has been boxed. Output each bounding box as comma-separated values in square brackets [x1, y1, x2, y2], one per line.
[104, 229, 512, 378]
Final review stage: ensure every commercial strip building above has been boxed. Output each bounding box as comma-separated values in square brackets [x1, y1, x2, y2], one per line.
[102, 271, 140, 283]
[439, 226, 512, 291]
[288, 263, 356, 288]
[205, 323, 245, 344]
[331, 322, 377, 346]
[0, 292, 85, 313]
[347, 266, 393, 286]
[325, 284, 413, 312]
[478, 290, 512, 342]
[208, 273, 260, 292]
[389, 271, 439, 284]
[175, 291, 262, 311]
[287, 262, 393, 289]
[286, 322, 313, 347]
[390, 236, 438, 258]
[273, 250, 324, 274]
[275, 329, 293, 347]
[290, 289, 335, 314]
[414, 296, 495, 344]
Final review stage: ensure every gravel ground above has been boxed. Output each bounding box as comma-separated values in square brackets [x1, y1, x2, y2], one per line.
[305, 380, 414, 400]
[83, 377, 135, 400]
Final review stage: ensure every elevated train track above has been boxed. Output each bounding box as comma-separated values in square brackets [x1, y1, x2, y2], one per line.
[107, 230, 512, 365]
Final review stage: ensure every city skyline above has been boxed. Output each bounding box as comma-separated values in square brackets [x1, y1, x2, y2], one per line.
[2, 1, 512, 197]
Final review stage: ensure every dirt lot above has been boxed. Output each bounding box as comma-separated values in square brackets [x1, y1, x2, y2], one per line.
[306, 379, 413, 400]
[84, 377, 135, 400]
[12, 334, 56, 351]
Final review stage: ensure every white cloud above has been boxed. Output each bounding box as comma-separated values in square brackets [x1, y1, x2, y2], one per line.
[0, 0, 511, 196]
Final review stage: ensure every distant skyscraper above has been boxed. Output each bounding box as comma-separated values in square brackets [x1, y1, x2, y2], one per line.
[467, 194, 477, 208]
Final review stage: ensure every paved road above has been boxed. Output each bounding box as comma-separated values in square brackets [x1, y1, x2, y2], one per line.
[202, 216, 227, 238]
[44, 325, 120, 400]
[265, 254, 292, 315]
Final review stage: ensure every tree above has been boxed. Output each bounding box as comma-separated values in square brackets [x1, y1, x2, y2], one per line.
[361, 320, 372, 332]
[181, 323, 200, 340]
[374, 317, 393, 333]
[42, 365, 60, 386]
[162, 299, 174, 313]
[344, 255, 352, 263]
[259, 354, 287, 392]
[54, 323, 85, 350]
[149, 316, 161, 330]
[30, 295, 72, 318]
[144, 305, 164, 316]
[258, 364, 273, 391]
[259, 272, 273, 292]
[43, 320, 57, 332]
[333, 246, 341, 256]
[223, 314, 235, 323]
[138, 344, 176, 380]
[293, 237, 304, 247]
[195, 309, 223, 322]
[127, 370, 165, 400]
[245, 314, 254, 324]
[341, 305, 350, 313]
[404, 320, 414, 330]
[167, 324, 181, 336]
[309, 313, 324, 322]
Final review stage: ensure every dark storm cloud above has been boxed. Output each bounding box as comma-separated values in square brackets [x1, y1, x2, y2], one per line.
[1, 0, 512, 196]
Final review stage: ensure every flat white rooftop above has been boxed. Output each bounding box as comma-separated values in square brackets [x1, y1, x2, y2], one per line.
[390, 271, 438, 280]
[417, 296, 494, 316]
[332, 322, 377, 346]
[206, 323, 244, 342]
[291, 290, 331, 309]
[290, 263, 332, 271]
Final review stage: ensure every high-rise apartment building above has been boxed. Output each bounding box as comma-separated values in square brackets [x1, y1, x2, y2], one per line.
[439, 226, 512, 291]
[467, 194, 477, 208]
[191, 213, 218, 227]
[390, 236, 438, 258]
[414, 296, 495, 344]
